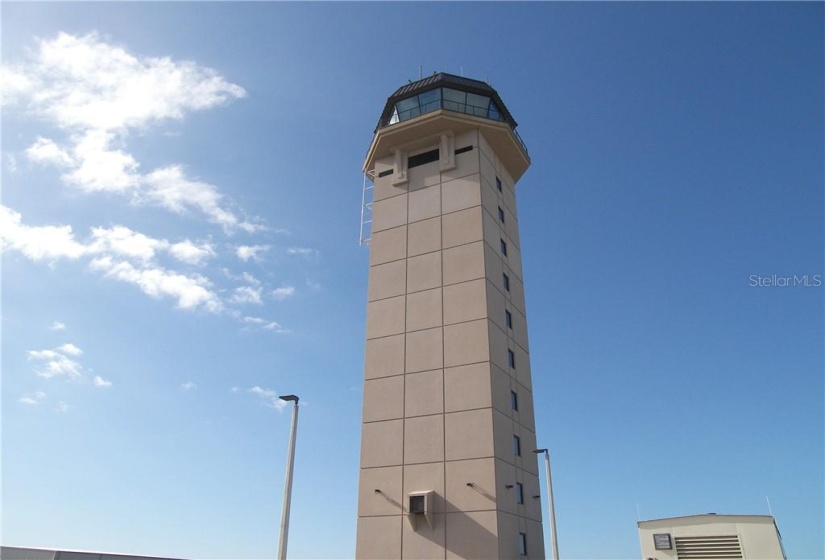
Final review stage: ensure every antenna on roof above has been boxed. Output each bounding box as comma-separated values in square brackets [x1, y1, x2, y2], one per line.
[766, 496, 774, 516]
[460, 66, 464, 77]
[419, 65, 423, 80]
[636, 503, 642, 521]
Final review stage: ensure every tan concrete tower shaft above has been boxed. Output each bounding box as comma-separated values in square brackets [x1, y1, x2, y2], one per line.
[356, 74, 544, 560]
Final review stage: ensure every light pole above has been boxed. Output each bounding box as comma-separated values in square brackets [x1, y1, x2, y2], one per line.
[533, 448, 559, 560]
[278, 395, 299, 560]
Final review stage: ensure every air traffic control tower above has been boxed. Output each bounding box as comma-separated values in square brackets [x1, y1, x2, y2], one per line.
[357, 74, 544, 559]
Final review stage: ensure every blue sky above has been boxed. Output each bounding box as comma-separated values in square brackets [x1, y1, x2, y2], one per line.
[1, 3, 822, 559]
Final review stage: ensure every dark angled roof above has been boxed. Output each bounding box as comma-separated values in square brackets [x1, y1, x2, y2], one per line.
[376, 72, 519, 131]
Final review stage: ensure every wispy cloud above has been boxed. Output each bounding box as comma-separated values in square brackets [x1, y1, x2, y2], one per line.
[50, 321, 66, 331]
[242, 272, 261, 286]
[57, 343, 83, 356]
[222, 269, 262, 286]
[28, 345, 84, 380]
[19, 391, 46, 405]
[242, 316, 287, 333]
[143, 166, 263, 233]
[89, 256, 222, 312]
[181, 381, 196, 391]
[248, 386, 288, 411]
[286, 247, 318, 258]
[229, 286, 262, 305]
[55, 401, 69, 413]
[3, 208, 298, 325]
[271, 285, 296, 301]
[3, 209, 224, 312]
[4, 32, 258, 232]
[2, 207, 215, 266]
[93, 375, 112, 388]
[4, 153, 18, 173]
[236, 245, 270, 262]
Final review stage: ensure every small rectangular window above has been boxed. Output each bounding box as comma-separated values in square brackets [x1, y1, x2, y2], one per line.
[508, 349, 515, 369]
[516, 482, 524, 504]
[377, 168, 393, 178]
[496, 176, 503, 193]
[408, 148, 440, 169]
[454, 145, 474, 155]
[510, 390, 518, 411]
[500, 238, 507, 256]
[505, 309, 512, 329]
[519, 532, 527, 556]
[513, 435, 521, 456]
[503, 273, 510, 292]
[498, 206, 505, 224]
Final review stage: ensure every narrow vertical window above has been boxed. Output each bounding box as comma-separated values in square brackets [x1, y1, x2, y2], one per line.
[505, 309, 512, 329]
[496, 176, 503, 193]
[513, 435, 521, 456]
[510, 390, 518, 411]
[500, 238, 507, 256]
[503, 273, 510, 292]
[516, 482, 524, 504]
[498, 206, 505, 223]
[508, 349, 515, 369]
[519, 532, 527, 556]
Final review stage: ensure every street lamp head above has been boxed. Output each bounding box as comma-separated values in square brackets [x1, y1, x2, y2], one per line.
[532, 448, 548, 454]
[279, 394, 299, 403]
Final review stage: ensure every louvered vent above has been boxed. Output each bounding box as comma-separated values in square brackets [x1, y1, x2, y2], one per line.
[675, 535, 743, 559]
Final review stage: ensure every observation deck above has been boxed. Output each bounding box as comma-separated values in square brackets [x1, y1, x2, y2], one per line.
[364, 73, 530, 182]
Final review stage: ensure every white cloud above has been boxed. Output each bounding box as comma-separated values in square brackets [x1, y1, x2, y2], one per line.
[2, 208, 296, 323]
[287, 247, 318, 257]
[248, 386, 288, 410]
[57, 343, 83, 356]
[10, 32, 245, 132]
[169, 239, 214, 265]
[50, 321, 66, 331]
[2, 208, 236, 315]
[89, 225, 165, 262]
[90, 256, 222, 312]
[93, 375, 112, 388]
[181, 381, 196, 391]
[28, 347, 83, 380]
[19, 391, 46, 405]
[229, 286, 262, 305]
[242, 316, 285, 332]
[143, 166, 246, 231]
[2, 208, 218, 268]
[271, 285, 296, 301]
[242, 272, 261, 285]
[55, 401, 69, 413]
[4, 153, 18, 173]
[0, 205, 88, 260]
[62, 129, 141, 193]
[236, 245, 269, 262]
[7, 32, 256, 230]
[26, 137, 74, 167]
